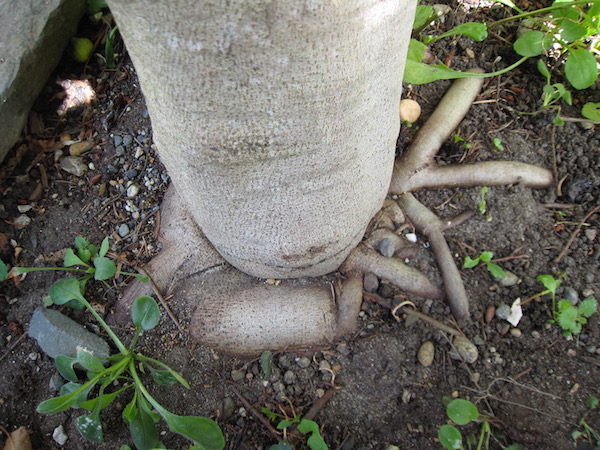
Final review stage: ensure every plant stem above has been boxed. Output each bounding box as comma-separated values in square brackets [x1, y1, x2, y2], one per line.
[489, 0, 597, 27]
[77, 295, 129, 355]
[14, 266, 88, 274]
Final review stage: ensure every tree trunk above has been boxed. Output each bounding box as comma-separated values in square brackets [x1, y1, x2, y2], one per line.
[107, 0, 416, 279]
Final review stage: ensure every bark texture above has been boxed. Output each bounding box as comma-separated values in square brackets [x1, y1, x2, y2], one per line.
[107, 0, 415, 278]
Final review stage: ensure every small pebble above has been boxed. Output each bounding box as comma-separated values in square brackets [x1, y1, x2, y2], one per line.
[582, 289, 594, 298]
[296, 356, 311, 369]
[53, 425, 68, 445]
[531, 331, 541, 339]
[567, 349, 577, 357]
[13, 214, 31, 226]
[222, 396, 236, 420]
[585, 272, 594, 283]
[563, 287, 579, 305]
[499, 270, 519, 287]
[497, 323, 510, 335]
[450, 336, 478, 363]
[122, 135, 133, 146]
[417, 341, 435, 367]
[363, 272, 379, 293]
[17, 205, 32, 213]
[60, 156, 87, 177]
[316, 388, 325, 398]
[586, 345, 597, 354]
[283, 370, 296, 385]
[379, 238, 395, 258]
[495, 303, 511, 321]
[405, 233, 417, 243]
[69, 141, 93, 156]
[134, 147, 145, 158]
[127, 184, 140, 198]
[584, 228, 597, 241]
[485, 305, 495, 323]
[117, 223, 130, 238]
[114, 135, 123, 146]
[510, 328, 522, 338]
[115, 145, 125, 156]
[231, 370, 245, 382]
[124, 169, 139, 179]
[470, 372, 481, 384]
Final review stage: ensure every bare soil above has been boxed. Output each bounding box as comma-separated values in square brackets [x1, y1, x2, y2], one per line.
[1, 3, 599, 449]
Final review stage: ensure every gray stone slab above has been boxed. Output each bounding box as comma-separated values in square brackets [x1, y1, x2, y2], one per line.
[0, 0, 86, 164]
[28, 307, 110, 359]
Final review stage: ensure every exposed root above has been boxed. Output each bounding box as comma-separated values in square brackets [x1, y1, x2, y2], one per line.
[340, 244, 444, 300]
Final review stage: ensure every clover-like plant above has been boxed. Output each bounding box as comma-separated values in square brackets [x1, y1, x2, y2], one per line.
[0, 237, 224, 449]
[463, 251, 506, 281]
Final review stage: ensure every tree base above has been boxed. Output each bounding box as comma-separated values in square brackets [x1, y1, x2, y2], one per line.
[113, 75, 553, 356]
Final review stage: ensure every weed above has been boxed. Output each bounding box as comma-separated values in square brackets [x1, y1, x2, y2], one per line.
[463, 251, 506, 280]
[478, 187, 489, 215]
[572, 396, 600, 446]
[0, 237, 224, 450]
[522, 274, 597, 337]
[406, 0, 600, 121]
[262, 407, 328, 450]
[439, 398, 522, 450]
[492, 138, 504, 151]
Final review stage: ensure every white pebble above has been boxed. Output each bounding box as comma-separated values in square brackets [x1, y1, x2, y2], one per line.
[405, 233, 417, 243]
[127, 184, 140, 198]
[53, 425, 68, 445]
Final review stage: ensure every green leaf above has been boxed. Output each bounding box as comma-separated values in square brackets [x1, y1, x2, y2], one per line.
[72, 37, 94, 63]
[56, 355, 79, 382]
[565, 49, 598, 90]
[585, 395, 599, 410]
[578, 297, 597, 318]
[434, 22, 488, 42]
[79, 386, 129, 411]
[492, 138, 504, 151]
[122, 397, 137, 425]
[0, 259, 8, 281]
[105, 26, 119, 69]
[129, 404, 160, 450]
[93, 256, 117, 280]
[64, 248, 87, 267]
[537, 59, 551, 82]
[298, 420, 328, 450]
[75, 407, 103, 443]
[75, 236, 91, 251]
[77, 348, 106, 373]
[581, 102, 600, 122]
[536, 274, 561, 293]
[413, 5, 434, 29]
[557, 300, 578, 332]
[486, 262, 506, 280]
[438, 424, 463, 450]
[447, 398, 479, 425]
[262, 407, 279, 421]
[261, 351, 273, 378]
[158, 409, 225, 450]
[513, 31, 548, 57]
[49, 277, 85, 305]
[147, 365, 178, 386]
[87, 0, 108, 15]
[99, 237, 110, 257]
[479, 251, 493, 263]
[407, 39, 427, 63]
[132, 296, 160, 330]
[37, 391, 81, 414]
[463, 256, 480, 269]
[555, 19, 586, 43]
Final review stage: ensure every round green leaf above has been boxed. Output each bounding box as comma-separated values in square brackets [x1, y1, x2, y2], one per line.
[132, 296, 160, 330]
[72, 37, 94, 63]
[581, 103, 600, 122]
[447, 398, 479, 425]
[438, 424, 463, 450]
[49, 277, 85, 305]
[565, 49, 598, 90]
[513, 31, 547, 57]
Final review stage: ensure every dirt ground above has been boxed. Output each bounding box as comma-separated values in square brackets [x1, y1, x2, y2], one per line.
[1, 2, 599, 449]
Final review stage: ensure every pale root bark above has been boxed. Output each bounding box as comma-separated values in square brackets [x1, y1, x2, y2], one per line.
[107, 0, 416, 278]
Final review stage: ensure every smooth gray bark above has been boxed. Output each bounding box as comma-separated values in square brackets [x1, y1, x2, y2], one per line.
[107, 0, 416, 279]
